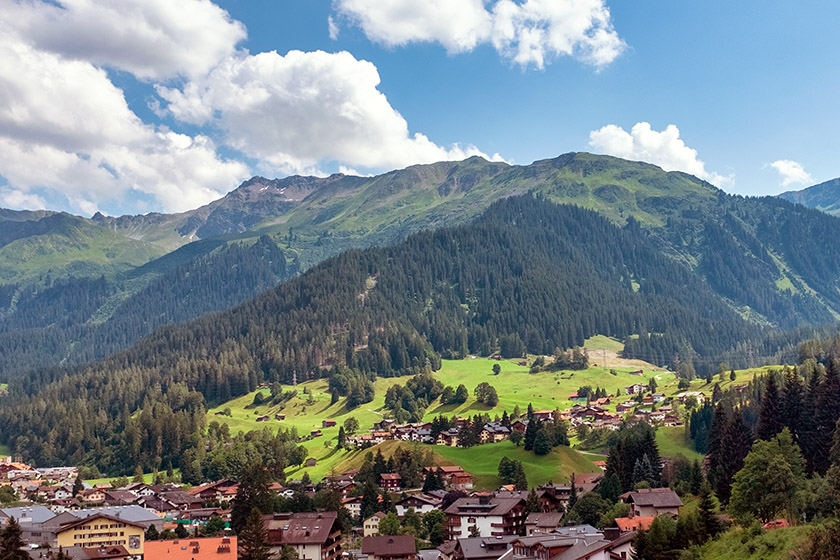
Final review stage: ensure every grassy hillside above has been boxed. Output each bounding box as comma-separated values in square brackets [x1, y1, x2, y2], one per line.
[206, 343, 782, 482]
[0, 444, 10, 458]
[697, 525, 810, 560]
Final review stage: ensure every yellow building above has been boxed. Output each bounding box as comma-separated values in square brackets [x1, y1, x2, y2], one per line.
[56, 513, 145, 556]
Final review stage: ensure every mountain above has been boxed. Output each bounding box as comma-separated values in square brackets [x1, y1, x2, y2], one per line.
[3, 153, 840, 379]
[0, 196, 762, 472]
[778, 177, 840, 216]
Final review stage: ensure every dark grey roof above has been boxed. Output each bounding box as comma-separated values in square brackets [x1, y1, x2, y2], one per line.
[362, 535, 417, 556]
[64, 505, 161, 525]
[626, 489, 683, 508]
[455, 536, 518, 560]
[0, 506, 55, 524]
[524, 512, 565, 529]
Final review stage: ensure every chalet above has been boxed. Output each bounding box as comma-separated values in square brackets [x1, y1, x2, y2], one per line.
[396, 493, 442, 516]
[625, 384, 646, 395]
[533, 410, 555, 421]
[276, 414, 286, 420]
[342, 496, 363, 518]
[444, 494, 526, 538]
[509, 532, 611, 560]
[80, 488, 106, 503]
[362, 535, 417, 560]
[594, 397, 611, 406]
[435, 429, 459, 447]
[663, 415, 683, 427]
[677, 392, 707, 405]
[188, 479, 240, 502]
[322, 420, 337, 428]
[511, 420, 528, 432]
[629, 369, 644, 376]
[364, 512, 386, 537]
[593, 460, 607, 470]
[373, 419, 397, 432]
[615, 402, 635, 414]
[305, 458, 318, 467]
[443, 536, 517, 560]
[524, 512, 565, 535]
[652, 393, 666, 403]
[480, 422, 511, 444]
[411, 428, 433, 443]
[622, 488, 683, 518]
[310, 429, 323, 438]
[424, 466, 473, 491]
[263, 511, 342, 560]
[256, 415, 270, 422]
[144, 536, 237, 559]
[103, 490, 139, 506]
[379, 473, 402, 491]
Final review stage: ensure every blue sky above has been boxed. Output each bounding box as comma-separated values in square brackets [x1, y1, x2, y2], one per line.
[0, 0, 837, 216]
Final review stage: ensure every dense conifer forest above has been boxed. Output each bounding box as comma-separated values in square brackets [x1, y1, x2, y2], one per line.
[0, 195, 791, 473]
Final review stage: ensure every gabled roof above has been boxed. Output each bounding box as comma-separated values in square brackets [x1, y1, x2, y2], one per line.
[264, 511, 339, 544]
[445, 496, 524, 516]
[362, 535, 417, 557]
[524, 512, 564, 529]
[59, 513, 145, 532]
[625, 488, 683, 508]
[82, 545, 130, 559]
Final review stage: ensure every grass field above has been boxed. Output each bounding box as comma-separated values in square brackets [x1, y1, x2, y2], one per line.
[0, 444, 10, 458]
[656, 426, 703, 462]
[697, 525, 811, 560]
[84, 472, 160, 486]
[206, 337, 787, 482]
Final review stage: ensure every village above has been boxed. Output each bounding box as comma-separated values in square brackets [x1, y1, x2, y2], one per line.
[1, 448, 691, 560]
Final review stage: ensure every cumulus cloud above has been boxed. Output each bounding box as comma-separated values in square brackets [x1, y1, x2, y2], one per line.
[0, 29, 249, 213]
[0, 188, 47, 211]
[1, 0, 246, 79]
[589, 122, 732, 188]
[769, 159, 813, 188]
[333, 0, 624, 69]
[157, 50, 503, 175]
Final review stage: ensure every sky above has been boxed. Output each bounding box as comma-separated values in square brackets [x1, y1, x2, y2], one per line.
[0, 0, 837, 216]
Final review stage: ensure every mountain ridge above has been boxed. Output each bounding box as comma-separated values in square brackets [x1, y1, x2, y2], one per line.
[778, 177, 840, 216]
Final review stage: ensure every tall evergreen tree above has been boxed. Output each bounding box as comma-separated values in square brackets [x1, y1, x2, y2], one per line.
[0, 517, 29, 560]
[231, 462, 274, 534]
[813, 360, 840, 474]
[715, 409, 752, 504]
[706, 403, 728, 488]
[757, 374, 784, 441]
[523, 419, 539, 451]
[238, 507, 272, 560]
[781, 367, 804, 443]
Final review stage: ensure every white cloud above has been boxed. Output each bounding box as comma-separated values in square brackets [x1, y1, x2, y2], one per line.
[333, 0, 624, 69]
[0, 188, 46, 210]
[589, 122, 732, 188]
[1, 0, 246, 79]
[328, 15, 340, 40]
[0, 29, 249, 214]
[769, 159, 812, 188]
[158, 49, 503, 175]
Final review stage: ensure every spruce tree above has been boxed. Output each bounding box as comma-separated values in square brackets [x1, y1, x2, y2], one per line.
[514, 463, 528, 490]
[231, 461, 274, 534]
[781, 367, 804, 443]
[524, 419, 539, 451]
[757, 375, 784, 441]
[697, 483, 721, 541]
[715, 409, 752, 504]
[238, 507, 272, 560]
[0, 517, 29, 560]
[525, 489, 541, 513]
[706, 403, 727, 487]
[813, 360, 840, 474]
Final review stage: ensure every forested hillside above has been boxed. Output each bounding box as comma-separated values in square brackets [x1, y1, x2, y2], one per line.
[0, 196, 764, 473]
[4, 153, 840, 380]
[779, 177, 840, 217]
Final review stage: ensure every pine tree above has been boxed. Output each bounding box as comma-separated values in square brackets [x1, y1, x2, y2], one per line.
[145, 524, 160, 541]
[697, 483, 721, 541]
[514, 463, 528, 490]
[231, 462, 274, 534]
[0, 517, 29, 560]
[337, 426, 346, 449]
[524, 419, 539, 451]
[568, 474, 578, 509]
[781, 367, 804, 443]
[813, 360, 840, 474]
[715, 409, 752, 504]
[757, 375, 784, 441]
[239, 507, 272, 560]
[706, 403, 727, 487]
[525, 489, 542, 513]
[72, 474, 83, 497]
[689, 460, 703, 495]
[533, 429, 552, 455]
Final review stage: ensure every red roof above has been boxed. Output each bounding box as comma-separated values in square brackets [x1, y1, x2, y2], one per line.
[144, 537, 236, 559]
[614, 517, 654, 532]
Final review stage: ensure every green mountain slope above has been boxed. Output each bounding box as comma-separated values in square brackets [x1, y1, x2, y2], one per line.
[2, 153, 840, 379]
[0, 196, 760, 472]
[778, 177, 840, 216]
